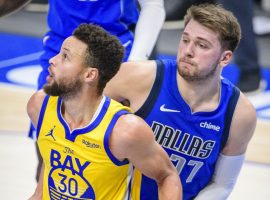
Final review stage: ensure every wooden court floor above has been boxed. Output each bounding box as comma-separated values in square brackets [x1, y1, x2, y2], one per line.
[0, 83, 270, 199]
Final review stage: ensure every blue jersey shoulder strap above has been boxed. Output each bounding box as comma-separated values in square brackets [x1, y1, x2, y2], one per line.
[220, 86, 240, 151]
[136, 60, 164, 118]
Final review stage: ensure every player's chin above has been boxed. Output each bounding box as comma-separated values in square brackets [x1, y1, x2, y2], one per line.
[43, 80, 54, 91]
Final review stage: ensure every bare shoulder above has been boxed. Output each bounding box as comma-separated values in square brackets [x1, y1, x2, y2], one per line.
[113, 114, 154, 146]
[27, 90, 46, 110]
[116, 60, 157, 79]
[233, 92, 257, 132]
[236, 92, 256, 119]
[223, 92, 257, 155]
[27, 90, 47, 128]
[109, 113, 155, 161]
[104, 60, 157, 110]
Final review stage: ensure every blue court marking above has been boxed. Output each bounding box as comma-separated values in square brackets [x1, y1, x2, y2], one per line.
[0, 33, 43, 59]
[256, 105, 270, 120]
[0, 32, 43, 88]
[0, 51, 42, 69]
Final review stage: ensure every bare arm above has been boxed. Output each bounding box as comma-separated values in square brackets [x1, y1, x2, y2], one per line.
[27, 90, 46, 128]
[27, 90, 46, 199]
[222, 93, 257, 156]
[28, 164, 44, 200]
[195, 93, 257, 200]
[104, 60, 156, 111]
[110, 114, 182, 199]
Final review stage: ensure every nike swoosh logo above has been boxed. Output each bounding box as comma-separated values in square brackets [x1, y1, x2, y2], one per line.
[160, 104, 180, 113]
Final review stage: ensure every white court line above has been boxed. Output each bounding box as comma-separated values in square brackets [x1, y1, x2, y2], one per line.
[0, 51, 43, 69]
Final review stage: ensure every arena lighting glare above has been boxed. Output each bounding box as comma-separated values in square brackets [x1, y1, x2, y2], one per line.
[0, 0, 31, 18]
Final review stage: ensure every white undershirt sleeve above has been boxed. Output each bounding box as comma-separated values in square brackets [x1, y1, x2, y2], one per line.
[195, 153, 245, 200]
[128, 0, 165, 61]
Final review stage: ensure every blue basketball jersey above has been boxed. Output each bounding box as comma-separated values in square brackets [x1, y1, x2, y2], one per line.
[133, 59, 240, 200]
[45, 0, 138, 57]
[36, 0, 139, 90]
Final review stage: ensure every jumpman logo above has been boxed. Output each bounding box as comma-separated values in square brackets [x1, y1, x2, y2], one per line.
[46, 126, 56, 141]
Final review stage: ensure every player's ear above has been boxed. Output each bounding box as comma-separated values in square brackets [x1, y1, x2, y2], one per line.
[220, 50, 232, 67]
[84, 67, 99, 84]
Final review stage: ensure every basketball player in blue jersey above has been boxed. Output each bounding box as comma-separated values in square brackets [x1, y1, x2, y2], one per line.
[105, 3, 257, 200]
[37, 0, 165, 90]
[27, 24, 182, 199]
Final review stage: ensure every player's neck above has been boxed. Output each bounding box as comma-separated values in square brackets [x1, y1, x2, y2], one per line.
[178, 76, 221, 113]
[61, 90, 103, 131]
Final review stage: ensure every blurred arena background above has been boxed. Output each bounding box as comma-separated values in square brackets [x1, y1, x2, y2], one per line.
[0, 0, 270, 199]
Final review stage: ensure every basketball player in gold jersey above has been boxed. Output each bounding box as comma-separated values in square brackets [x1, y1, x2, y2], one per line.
[27, 24, 182, 200]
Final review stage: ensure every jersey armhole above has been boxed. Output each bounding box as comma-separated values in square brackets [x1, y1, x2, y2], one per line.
[36, 95, 50, 139]
[135, 60, 164, 118]
[104, 110, 131, 166]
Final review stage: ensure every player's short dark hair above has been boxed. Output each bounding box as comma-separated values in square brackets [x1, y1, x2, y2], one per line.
[73, 23, 125, 95]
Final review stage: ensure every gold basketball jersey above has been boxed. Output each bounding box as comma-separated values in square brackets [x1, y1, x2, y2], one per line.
[37, 95, 133, 200]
